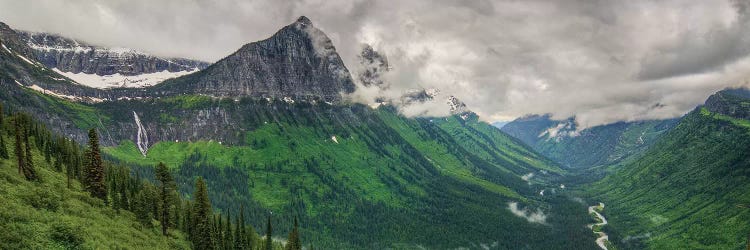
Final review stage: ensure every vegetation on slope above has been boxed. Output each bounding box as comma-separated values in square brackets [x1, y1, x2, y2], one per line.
[100, 99, 597, 249]
[0, 108, 304, 249]
[591, 107, 750, 249]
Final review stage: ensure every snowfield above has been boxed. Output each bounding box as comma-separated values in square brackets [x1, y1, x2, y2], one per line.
[54, 68, 197, 89]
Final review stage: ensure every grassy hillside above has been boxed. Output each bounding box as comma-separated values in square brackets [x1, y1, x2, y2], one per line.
[0, 127, 190, 249]
[590, 107, 750, 249]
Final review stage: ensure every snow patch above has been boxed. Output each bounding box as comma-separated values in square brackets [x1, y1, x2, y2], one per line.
[508, 202, 547, 224]
[1, 43, 11, 53]
[54, 68, 197, 89]
[25, 83, 105, 103]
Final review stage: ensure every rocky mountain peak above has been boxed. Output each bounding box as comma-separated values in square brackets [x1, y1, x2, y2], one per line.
[155, 16, 356, 102]
[358, 44, 389, 87]
[296, 16, 313, 26]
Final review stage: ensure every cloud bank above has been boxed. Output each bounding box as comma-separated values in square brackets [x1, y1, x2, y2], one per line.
[2, 0, 750, 128]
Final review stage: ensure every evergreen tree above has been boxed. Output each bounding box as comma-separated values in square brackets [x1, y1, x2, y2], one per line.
[0, 131, 8, 160]
[84, 128, 107, 200]
[191, 177, 214, 249]
[265, 216, 273, 250]
[133, 190, 152, 226]
[235, 205, 247, 249]
[14, 117, 25, 176]
[118, 167, 130, 210]
[0, 102, 4, 127]
[155, 162, 175, 236]
[285, 217, 301, 250]
[22, 125, 37, 181]
[224, 212, 233, 250]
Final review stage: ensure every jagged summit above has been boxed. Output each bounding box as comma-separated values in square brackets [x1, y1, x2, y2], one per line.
[296, 15, 313, 26]
[154, 16, 355, 102]
[17, 31, 209, 77]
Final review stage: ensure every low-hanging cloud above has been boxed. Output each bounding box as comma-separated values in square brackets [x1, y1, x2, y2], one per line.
[2, 0, 750, 128]
[507, 202, 547, 224]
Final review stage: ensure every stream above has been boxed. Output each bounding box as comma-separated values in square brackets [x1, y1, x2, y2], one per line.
[588, 202, 609, 250]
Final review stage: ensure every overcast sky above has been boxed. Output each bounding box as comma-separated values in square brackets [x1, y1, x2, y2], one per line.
[2, 0, 749, 128]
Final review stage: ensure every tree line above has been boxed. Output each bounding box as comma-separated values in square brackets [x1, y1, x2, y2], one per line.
[0, 102, 304, 250]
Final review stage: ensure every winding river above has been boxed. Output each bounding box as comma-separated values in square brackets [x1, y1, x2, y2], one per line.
[588, 202, 609, 250]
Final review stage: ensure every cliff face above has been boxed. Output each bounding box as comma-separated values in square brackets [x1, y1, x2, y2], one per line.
[17, 31, 209, 76]
[704, 88, 750, 120]
[154, 16, 356, 102]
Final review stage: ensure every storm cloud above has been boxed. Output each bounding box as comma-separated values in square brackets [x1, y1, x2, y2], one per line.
[2, 0, 749, 128]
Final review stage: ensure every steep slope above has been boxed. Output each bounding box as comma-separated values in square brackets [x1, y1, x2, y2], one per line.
[591, 88, 750, 249]
[502, 115, 677, 169]
[17, 31, 209, 88]
[0, 122, 190, 249]
[153, 16, 355, 102]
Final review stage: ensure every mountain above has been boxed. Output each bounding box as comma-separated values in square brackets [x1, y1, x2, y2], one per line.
[502, 115, 678, 169]
[17, 31, 209, 89]
[0, 17, 598, 249]
[153, 16, 355, 102]
[590, 88, 750, 249]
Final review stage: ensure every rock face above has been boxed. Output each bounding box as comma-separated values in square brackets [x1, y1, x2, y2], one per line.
[358, 44, 389, 87]
[154, 16, 356, 102]
[704, 87, 750, 120]
[17, 31, 209, 76]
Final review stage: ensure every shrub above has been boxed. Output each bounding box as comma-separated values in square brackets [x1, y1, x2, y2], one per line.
[23, 186, 61, 211]
[49, 221, 84, 249]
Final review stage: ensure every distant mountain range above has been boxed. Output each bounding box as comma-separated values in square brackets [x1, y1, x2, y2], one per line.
[502, 115, 678, 169]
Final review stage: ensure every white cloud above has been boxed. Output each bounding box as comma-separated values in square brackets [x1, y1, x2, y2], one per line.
[508, 202, 547, 224]
[2, 0, 749, 128]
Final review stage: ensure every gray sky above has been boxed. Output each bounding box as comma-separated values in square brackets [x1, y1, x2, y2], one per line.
[2, 0, 750, 128]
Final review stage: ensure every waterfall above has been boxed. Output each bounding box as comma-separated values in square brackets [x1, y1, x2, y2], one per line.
[133, 111, 149, 156]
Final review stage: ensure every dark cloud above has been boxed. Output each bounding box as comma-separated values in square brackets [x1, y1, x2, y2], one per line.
[1, 0, 749, 128]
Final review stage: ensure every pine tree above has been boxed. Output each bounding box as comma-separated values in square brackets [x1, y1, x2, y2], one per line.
[155, 162, 174, 236]
[0, 132, 8, 160]
[265, 216, 273, 250]
[84, 128, 107, 200]
[224, 212, 233, 250]
[133, 190, 152, 226]
[0, 102, 4, 127]
[14, 117, 25, 176]
[22, 125, 37, 181]
[235, 205, 247, 249]
[191, 177, 214, 249]
[118, 166, 130, 210]
[285, 217, 301, 250]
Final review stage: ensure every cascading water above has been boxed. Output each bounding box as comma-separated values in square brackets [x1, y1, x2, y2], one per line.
[133, 111, 149, 156]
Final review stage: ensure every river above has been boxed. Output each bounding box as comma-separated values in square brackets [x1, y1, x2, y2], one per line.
[588, 202, 609, 250]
